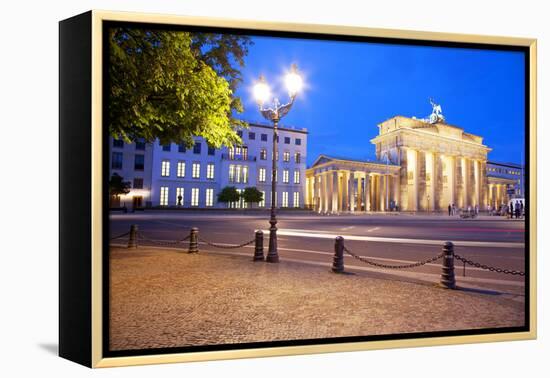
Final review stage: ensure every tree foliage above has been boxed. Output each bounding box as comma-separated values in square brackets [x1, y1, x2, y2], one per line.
[241, 187, 264, 204]
[108, 27, 252, 148]
[109, 173, 131, 197]
[217, 186, 240, 203]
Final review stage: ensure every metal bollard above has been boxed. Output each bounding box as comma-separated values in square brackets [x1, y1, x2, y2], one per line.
[332, 236, 345, 273]
[127, 224, 138, 249]
[188, 227, 199, 254]
[253, 230, 264, 261]
[440, 241, 456, 289]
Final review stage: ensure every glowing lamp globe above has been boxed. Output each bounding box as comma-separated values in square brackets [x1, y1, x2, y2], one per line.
[285, 65, 303, 96]
[253, 77, 271, 104]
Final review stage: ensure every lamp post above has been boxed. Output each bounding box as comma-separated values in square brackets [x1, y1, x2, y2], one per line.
[253, 64, 303, 263]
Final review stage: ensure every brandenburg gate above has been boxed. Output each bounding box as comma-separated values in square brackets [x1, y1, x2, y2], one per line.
[306, 101, 503, 213]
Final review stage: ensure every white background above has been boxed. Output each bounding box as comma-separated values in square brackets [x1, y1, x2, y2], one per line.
[0, 0, 547, 376]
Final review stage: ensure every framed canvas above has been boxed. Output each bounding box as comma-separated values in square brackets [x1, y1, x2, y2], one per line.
[59, 10, 537, 368]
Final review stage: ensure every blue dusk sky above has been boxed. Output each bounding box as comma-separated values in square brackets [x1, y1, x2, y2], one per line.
[233, 35, 526, 167]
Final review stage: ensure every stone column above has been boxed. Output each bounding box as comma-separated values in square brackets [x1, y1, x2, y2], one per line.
[411, 149, 419, 211]
[349, 172, 356, 212]
[328, 170, 334, 213]
[342, 171, 349, 212]
[393, 173, 399, 211]
[332, 171, 339, 213]
[322, 171, 328, 213]
[357, 174, 363, 212]
[448, 155, 456, 207]
[473, 160, 480, 207]
[426, 151, 435, 211]
[365, 173, 371, 212]
[313, 174, 319, 212]
[462, 157, 469, 208]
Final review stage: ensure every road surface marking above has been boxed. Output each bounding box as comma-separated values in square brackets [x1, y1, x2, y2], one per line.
[367, 227, 380, 232]
[341, 226, 355, 231]
[268, 229, 523, 249]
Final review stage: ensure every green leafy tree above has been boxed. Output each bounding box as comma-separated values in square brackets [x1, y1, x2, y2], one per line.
[217, 186, 241, 207]
[109, 27, 252, 147]
[241, 187, 263, 206]
[109, 174, 131, 207]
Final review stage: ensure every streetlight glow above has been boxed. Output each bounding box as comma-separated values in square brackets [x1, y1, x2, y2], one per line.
[284, 64, 303, 97]
[253, 76, 271, 104]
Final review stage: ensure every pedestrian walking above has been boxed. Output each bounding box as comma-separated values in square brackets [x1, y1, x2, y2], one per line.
[520, 200, 524, 218]
[448, 204, 451, 216]
[509, 202, 514, 218]
[475, 204, 479, 215]
[452, 203, 456, 215]
[515, 202, 521, 219]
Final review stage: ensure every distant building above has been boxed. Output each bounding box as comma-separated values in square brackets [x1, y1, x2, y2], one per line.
[487, 161, 525, 206]
[109, 123, 308, 209]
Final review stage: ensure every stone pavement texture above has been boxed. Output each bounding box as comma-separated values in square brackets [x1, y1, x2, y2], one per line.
[109, 247, 525, 351]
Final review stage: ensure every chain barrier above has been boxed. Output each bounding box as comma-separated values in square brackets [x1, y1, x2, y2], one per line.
[136, 232, 190, 246]
[200, 238, 255, 249]
[110, 231, 130, 241]
[454, 254, 525, 276]
[343, 246, 445, 269]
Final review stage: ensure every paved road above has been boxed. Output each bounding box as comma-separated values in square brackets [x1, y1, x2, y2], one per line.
[110, 211, 527, 296]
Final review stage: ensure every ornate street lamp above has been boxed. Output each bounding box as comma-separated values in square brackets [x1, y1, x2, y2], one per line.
[253, 64, 303, 263]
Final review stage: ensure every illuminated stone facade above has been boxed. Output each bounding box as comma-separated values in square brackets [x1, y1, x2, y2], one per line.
[306, 115, 510, 213]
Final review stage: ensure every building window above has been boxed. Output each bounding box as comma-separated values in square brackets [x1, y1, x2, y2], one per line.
[260, 148, 267, 160]
[134, 154, 145, 171]
[261, 133, 268, 142]
[283, 169, 289, 183]
[229, 164, 235, 182]
[207, 163, 215, 179]
[272, 150, 279, 161]
[191, 188, 199, 207]
[113, 138, 124, 148]
[176, 187, 184, 205]
[242, 146, 248, 161]
[160, 187, 169, 206]
[294, 170, 300, 184]
[161, 160, 170, 177]
[243, 166, 249, 183]
[273, 170, 278, 183]
[284, 136, 290, 144]
[248, 132, 255, 140]
[206, 188, 214, 207]
[162, 143, 171, 152]
[293, 192, 300, 208]
[259, 168, 266, 183]
[193, 142, 201, 154]
[282, 192, 289, 207]
[237, 130, 243, 137]
[208, 145, 215, 155]
[111, 152, 123, 169]
[259, 191, 266, 207]
[228, 147, 235, 160]
[283, 151, 290, 162]
[295, 152, 301, 163]
[295, 138, 301, 146]
[135, 138, 146, 150]
[235, 165, 242, 183]
[192, 163, 200, 179]
[133, 178, 143, 189]
[177, 161, 186, 178]
[178, 142, 186, 153]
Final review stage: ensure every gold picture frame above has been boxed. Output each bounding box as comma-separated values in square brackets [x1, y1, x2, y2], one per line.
[59, 10, 537, 368]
